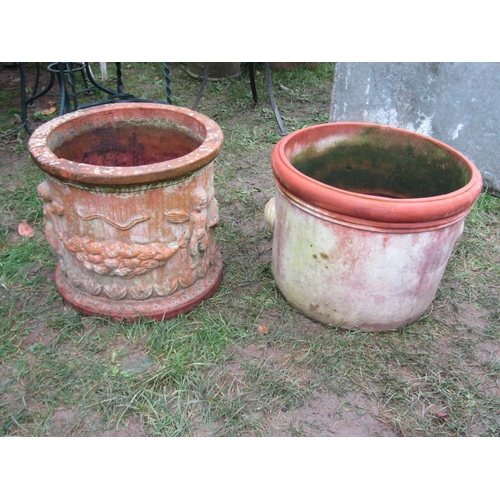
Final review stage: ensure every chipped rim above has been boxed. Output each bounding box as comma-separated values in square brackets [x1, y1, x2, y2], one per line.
[28, 102, 224, 186]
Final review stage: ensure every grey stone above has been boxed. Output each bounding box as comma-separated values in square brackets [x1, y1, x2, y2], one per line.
[122, 354, 155, 374]
[329, 62, 500, 194]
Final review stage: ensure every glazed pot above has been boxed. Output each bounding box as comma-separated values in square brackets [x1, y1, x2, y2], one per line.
[29, 102, 224, 321]
[266, 122, 483, 331]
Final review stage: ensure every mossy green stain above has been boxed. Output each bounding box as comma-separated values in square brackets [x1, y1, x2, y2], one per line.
[292, 136, 471, 199]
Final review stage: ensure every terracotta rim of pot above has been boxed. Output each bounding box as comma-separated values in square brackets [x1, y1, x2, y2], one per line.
[28, 102, 223, 186]
[271, 122, 483, 227]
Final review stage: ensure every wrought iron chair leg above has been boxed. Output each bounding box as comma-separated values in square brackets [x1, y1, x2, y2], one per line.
[30, 63, 41, 106]
[163, 63, 172, 104]
[116, 63, 124, 94]
[249, 62, 258, 104]
[16, 62, 32, 136]
[192, 63, 210, 111]
[83, 63, 130, 99]
[80, 63, 93, 92]
[56, 62, 72, 115]
[265, 62, 287, 135]
[66, 63, 80, 111]
[19, 63, 31, 135]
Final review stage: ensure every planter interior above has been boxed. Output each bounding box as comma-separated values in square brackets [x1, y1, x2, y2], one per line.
[51, 119, 203, 168]
[269, 122, 482, 331]
[291, 128, 470, 199]
[29, 103, 224, 321]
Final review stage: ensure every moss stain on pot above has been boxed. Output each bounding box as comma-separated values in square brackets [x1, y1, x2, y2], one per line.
[292, 136, 471, 199]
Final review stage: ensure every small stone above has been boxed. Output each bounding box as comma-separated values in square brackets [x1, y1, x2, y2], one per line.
[122, 355, 155, 374]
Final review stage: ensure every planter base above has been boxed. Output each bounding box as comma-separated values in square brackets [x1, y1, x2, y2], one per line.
[55, 248, 223, 321]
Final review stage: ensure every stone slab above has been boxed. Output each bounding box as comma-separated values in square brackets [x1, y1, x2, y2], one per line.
[329, 62, 500, 194]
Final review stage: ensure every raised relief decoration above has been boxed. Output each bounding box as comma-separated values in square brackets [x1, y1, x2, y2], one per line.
[77, 211, 151, 230]
[165, 187, 220, 289]
[40, 182, 221, 302]
[103, 283, 128, 300]
[38, 181, 64, 254]
[62, 235, 187, 278]
[165, 187, 219, 269]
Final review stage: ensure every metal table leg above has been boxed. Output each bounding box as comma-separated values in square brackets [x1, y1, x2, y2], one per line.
[192, 63, 210, 111]
[191, 62, 284, 137]
[248, 63, 258, 104]
[265, 63, 287, 135]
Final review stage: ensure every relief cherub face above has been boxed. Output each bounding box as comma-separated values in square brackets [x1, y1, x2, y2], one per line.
[192, 187, 208, 212]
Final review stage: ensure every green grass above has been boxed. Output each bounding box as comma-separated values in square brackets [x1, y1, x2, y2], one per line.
[0, 62, 499, 436]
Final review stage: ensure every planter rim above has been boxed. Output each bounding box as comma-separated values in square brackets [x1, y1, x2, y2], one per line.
[271, 122, 483, 225]
[28, 102, 223, 186]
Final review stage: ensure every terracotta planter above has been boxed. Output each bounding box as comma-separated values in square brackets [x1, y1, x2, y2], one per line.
[266, 122, 483, 331]
[269, 63, 318, 71]
[187, 63, 241, 81]
[28, 102, 224, 321]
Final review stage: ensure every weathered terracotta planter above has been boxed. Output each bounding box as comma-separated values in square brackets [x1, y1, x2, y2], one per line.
[187, 63, 241, 81]
[28, 102, 224, 321]
[266, 122, 483, 331]
[269, 62, 318, 71]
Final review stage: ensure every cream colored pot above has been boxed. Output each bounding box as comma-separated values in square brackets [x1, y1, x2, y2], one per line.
[266, 122, 482, 331]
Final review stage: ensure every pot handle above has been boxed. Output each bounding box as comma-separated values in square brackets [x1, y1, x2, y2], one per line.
[264, 197, 275, 229]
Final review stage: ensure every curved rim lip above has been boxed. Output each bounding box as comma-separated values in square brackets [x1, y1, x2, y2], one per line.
[271, 122, 483, 224]
[28, 102, 224, 186]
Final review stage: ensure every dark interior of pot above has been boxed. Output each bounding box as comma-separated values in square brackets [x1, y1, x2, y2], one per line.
[290, 130, 472, 199]
[49, 120, 204, 167]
